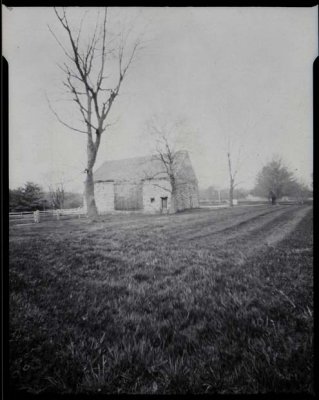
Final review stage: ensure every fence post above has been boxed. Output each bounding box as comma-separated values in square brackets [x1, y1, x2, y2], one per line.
[34, 210, 40, 223]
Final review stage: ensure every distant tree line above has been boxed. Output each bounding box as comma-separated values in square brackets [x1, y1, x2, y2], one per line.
[252, 157, 312, 202]
[9, 182, 83, 212]
[200, 156, 312, 203]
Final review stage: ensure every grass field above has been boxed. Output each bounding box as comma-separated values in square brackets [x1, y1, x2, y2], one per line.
[9, 204, 313, 394]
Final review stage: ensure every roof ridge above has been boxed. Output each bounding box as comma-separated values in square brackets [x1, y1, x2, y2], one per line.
[96, 150, 188, 165]
[93, 150, 193, 182]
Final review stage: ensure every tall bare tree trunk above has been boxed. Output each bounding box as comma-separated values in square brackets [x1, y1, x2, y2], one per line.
[227, 152, 235, 207]
[169, 175, 177, 214]
[85, 129, 100, 218]
[229, 179, 234, 207]
[85, 169, 98, 218]
[170, 190, 177, 214]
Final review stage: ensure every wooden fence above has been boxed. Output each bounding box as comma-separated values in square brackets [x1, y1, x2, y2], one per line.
[9, 208, 86, 225]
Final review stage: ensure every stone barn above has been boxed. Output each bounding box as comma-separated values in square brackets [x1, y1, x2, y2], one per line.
[88, 150, 200, 214]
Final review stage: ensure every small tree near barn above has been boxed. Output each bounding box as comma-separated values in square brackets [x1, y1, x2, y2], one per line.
[146, 118, 194, 214]
[49, 7, 141, 218]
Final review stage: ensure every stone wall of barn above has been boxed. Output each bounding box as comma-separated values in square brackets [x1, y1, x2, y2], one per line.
[175, 180, 200, 211]
[142, 179, 172, 213]
[91, 177, 199, 214]
[114, 182, 143, 210]
[95, 181, 115, 213]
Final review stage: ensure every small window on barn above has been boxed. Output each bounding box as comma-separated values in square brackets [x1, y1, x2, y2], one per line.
[150, 197, 155, 203]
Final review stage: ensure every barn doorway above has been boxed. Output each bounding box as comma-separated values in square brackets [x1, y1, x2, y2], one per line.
[161, 197, 168, 211]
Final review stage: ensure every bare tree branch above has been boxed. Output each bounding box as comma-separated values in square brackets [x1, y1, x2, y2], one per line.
[46, 93, 87, 134]
[76, 9, 89, 48]
[48, 24, 74, 62]
[148, 182, 172, 194]
[96, 8, 107, 90]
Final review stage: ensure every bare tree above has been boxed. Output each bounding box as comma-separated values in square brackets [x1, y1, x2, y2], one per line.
[227, 146, 243, 207]
[49, 7, 141, 218]
[49, 183, 65, 209]
[217, 98, 271, 207]
[145, 119, 193, 214]
[224, 112, 255, 207]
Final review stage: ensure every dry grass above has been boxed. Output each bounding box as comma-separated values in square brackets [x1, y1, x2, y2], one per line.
[9, 205, 313, 394]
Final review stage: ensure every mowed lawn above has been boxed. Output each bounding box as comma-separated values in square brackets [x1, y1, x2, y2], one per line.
[9, 205, 313, 394]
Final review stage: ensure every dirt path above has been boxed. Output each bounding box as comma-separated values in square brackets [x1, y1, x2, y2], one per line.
[182, 205, 311, 263]
[262, 206, 311, 247]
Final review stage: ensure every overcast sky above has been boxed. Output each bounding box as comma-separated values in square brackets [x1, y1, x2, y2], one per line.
[4, 6, 317, 193]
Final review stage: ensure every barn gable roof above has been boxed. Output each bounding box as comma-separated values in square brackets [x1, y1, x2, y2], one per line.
[94, 151, 198, 183]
